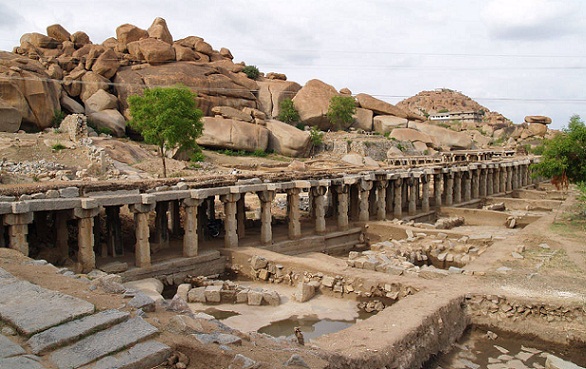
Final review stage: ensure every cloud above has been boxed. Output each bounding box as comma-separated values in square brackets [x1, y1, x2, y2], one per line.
[483, 0, 581, 40]
[0, 4, 22, 29]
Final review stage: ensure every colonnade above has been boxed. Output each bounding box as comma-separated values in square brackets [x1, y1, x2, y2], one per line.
[0, 159, 536, 273]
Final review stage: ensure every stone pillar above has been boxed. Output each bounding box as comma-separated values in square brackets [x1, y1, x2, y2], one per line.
[333, 185, 349, 230]
[349, 185, 360, 221]
[408, 178, 417, 216]
[74, 208, 99, 273]
[433, 174, 442, 208]
[463, 172, 472, 202]
[359, 180, 373, 222]
[472, 169, 480, 199]
[479, 169, 487, 197]
[368, 185, 378, 218]
[386, 183, 394, 216]
[182, 198, 203, 257]
[130, 203, 155, 268]
[421, 174, 430, 212]
[445, 173, 454, 206]
[236, 196, 246, 239]
[401, 180, 408, 208]
[286, 188, 302, 239]
[506, 167, 512, 192]
[493, 168, 500, 194]
[312, 186, 327, 234]
[487, 168, 494, 196]
[221, 193, 241, 248]
[521, 165, 528, 187]
[169, 200, 181, 237]
[55, 211, 70, 260]
[376, 181, 388, 220]
[153, 201, 169, 249]
[393, 179, 403, 218]
[257, 191, 276, 244]
[105, 206, 123, 257]
[499, 166, 506, 193]
[3, 212, 33, 256]
[453, 172, 462, 204]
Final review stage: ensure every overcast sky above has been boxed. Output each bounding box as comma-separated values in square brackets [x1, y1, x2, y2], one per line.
[1, 0, 585, 129]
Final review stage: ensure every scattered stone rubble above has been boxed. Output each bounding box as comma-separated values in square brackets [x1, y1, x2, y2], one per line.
[348, 233, 490, 278]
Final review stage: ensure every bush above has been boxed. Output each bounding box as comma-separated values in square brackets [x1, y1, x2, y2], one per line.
[52, 143, 66, 151]
[52, 110, 66, 128]
[277, 98, 300, 124]
[191, 146, 205, 162]
[327, 96, 356, 129]
[295, 123, 305, 130]
[242, 65, 260, 80]
[309, 126, 323, 146]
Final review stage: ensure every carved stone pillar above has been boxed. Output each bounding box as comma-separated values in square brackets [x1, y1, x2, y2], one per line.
[479, 169, 487, 197]
[333, 185, 349, 231]
[359, 180, 373, 222]
[376, 180, 388, 220]
[3, 212, 34, 256]
[257, 190, 276, 244]
[130, 203, 155, 268]
[221, 193, 241, 248]
[472, 169, 480, 199]
[493, 168, 500, 194]
[393, 178, 403, 218]
[506, 167, 513, 192]
[445, 173, 454, 206]
[463, 172, 472, 202]
[453, 172, 462, 204]
[74, 208, 100, 273]
[421, 174, 430, 212]
[408, 178, 417, 216]
[182, 198, 203, 257]
[286, 188, 302, 239]
[312, 186, 327, 234]
[487, 168, 494, 196]
[433, 174, 442, 208]
[499, 166, 506, 193]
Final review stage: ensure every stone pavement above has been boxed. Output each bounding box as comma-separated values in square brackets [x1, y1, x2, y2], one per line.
[0, 267, 171, 369]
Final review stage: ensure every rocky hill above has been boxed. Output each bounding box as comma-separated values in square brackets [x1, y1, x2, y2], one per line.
[397, 89, 509, 125]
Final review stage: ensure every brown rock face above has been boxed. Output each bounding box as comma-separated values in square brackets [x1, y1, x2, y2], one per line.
[70, 31, 91, 48]
[389, 128, 433, 145]
[116, 24, 149, 50]
[292, 79, 339, 129]
[266, 120, 310, 157]
[92, 48, 119, 79]
[80, 72, 110, 102]
[408, 121, 473, 150]
[373, 115, 408, 134]
[47, 24, 71, 43]
[147, 17, 173, 45]
[356, 93, 415, 120]
[21, 33, 60, 49]
[220, 47, 233, 60]
[173, 44, 198, 62]
[352, 108, 373, 131]
[136, 38, 175, 65]
[196, 117, 269, 152]
[0, 52, 61, 130]
[527, 122, 548, 137]
[524, 115, 552, 124]
[211, 106, 253, 122]
[0, 101, 22, 133]
[113, 62, 257, 117]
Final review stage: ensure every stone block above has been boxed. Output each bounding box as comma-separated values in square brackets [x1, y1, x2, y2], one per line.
[128, 293, 156, 312]
[250, 255, 268, 269]
[0, 356, 46, 369]
[257, 269, 270, 281]
[59, 186, 80, 198]
[321, 275, 335, 288]
[83, 340, 171, 369]
[204, 285, 222, 303]
[187, 287, 206, 303]
[175, 283, 191, 301]
[193, 333, 242, 346]
[294, 283, 315, 303]
[262, 291, 280, 306]
[235, 289, 249, 304]
[247, 290, 263, 306]
[0, 334, 25, 358]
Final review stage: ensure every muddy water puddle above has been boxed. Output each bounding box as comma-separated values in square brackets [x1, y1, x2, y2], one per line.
[424, 327, 586, 369]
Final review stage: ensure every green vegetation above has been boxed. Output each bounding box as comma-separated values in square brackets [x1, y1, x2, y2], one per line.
[52, 109, 66, 128]
[277, 98, 300, 124]
[327, 96, 356, 129]
[438, 108, 449, 113]
[309, 126, 324, 147]
[51, 143, 66, 151]
[396, 143, 405, 152]
[218, 148, 269, 157]
[128, 85, 204, 178]
[532, 114, 586, 184]
[190, 146, 205, 162]
[242, 65, 260, 80]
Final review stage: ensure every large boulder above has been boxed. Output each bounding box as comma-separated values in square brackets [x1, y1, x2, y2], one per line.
[266, 120, 310, 157]
[116, 24, 149, 51]
[135, 38, 175, 65]
[88, 109, 126, 137]
[20, 33, 60, 49]
[0, 101, 22, 133]
[373, 115, 408, 133]
[80, 72, 110, 102]
[211, 106, 252, 122]
[408, 121, 473, 150]
[91, 48, 119, 79]
[389, 128, 433, 145]
[46, 24, 71, 43]
[257, 80, 302, 119]
[114, 62, 257, 117]
[527, 122, 548, 137]
[292, 79, 339, 130]
[356, 93, 420, 121]
[60, 93, 84, 114]
[0, 52, 61, 130]
[524, 115, 552, 124]
[352, 108, 373, 131]
[197, 117, 269, 152]
[85, 89, 118, 114]
[70, 31, 91, 49]
[173, 44, 198, 62]
[147, 17, 173, 45]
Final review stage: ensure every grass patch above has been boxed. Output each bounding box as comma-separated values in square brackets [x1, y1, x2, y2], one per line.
[51, 143, 67, 151]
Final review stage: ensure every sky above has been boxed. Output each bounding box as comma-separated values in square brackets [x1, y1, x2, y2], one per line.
[1, 0, 585, 129]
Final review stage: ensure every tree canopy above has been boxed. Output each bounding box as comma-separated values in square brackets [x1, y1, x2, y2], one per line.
[327, 95, 356, 129]
[128, 85, 204, 177]
[532, 114, 586, 183]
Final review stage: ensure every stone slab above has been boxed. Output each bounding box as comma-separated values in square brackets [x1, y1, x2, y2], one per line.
[0, 280, 95, 335]
[0, 355, 46, 369]
[81, 340, 171, 369]
[49, 317, 159, 369]
[27, 309, 130, 354]
[0, 334, 25, 358]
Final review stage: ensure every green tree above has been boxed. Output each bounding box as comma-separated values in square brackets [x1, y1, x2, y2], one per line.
[277, 98, 300, 124]
[327, 95, 356, 129]
[242, 65, 260, 80]
[128, 85, 204, 178]
[532, 114, 586, 183]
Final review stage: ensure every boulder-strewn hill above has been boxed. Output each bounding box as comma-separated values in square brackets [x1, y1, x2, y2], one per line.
[397, 89, 509, 125]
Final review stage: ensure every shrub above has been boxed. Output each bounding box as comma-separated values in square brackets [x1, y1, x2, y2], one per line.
[52, 143, 66, 151]
[327, 96, 356, 129]
[295, 123, 305, 130]
[52, 110, 66, 128]
[277, 98, 300, 124]
[438, 108, 449, 113]
[242, 65, 260, 80]
[309, 126, 324, 147]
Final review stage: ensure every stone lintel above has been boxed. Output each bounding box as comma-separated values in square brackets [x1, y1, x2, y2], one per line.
[11, 202, 30, 214]
[91, 194, 142, 207]
[141, 194, 156, 205]
[81, 198, 98, 209]
[129, 203, 156, 214]
[309, 179, 331, 187]
[0, 202, 12, 215]
[293, 180, 311, 189]
[182, 198, 204, 207]
[153, 190, 191, 202]
[230, 184, 268, 194]
[361, 173, 376, 181]
[83, 189, 140, 197]
[74, 207, 100, 219]
[190, 187, 230, 199]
